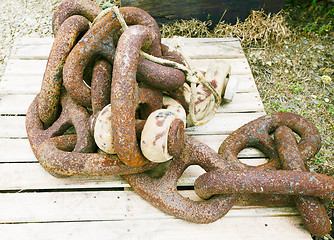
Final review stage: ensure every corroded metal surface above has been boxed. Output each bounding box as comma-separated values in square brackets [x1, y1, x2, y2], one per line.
[190, 112, 331, 236]
[275, 126, 331, 237]
[38, 15, 90, 126]
[26, 0, 332, 236]
[126, 112, 332, 236]
[124, 135, 237, 223]
[62, 6, 185, 108]
[27, 93, 157, 177]
[194, 169, 334, 200]
[26, 2, 185, 173]
[218, 112, 322, 170]
[110, 25, 163, 167]
[52, 0, 102, 34]
[91, 59, 112, 114]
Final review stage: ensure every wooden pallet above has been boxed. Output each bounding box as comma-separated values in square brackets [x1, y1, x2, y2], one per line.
[0, 37, 312, 240]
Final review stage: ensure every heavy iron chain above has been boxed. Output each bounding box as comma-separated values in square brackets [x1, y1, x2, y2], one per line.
[25, 0, 333, 237]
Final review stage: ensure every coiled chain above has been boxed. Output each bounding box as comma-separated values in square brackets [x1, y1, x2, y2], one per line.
[26, 0, 333, 237]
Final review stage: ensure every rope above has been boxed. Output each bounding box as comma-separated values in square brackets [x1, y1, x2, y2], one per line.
[92, 4, 128, 31]
[93, 5, 222, 126]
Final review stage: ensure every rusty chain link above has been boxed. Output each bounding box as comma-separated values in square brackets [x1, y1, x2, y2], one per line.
[25, 0, 333, 237]
[126, 112, 334, 236]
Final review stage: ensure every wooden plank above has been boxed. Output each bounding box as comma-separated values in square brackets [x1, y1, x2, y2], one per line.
[4, 59, 47, 76]
[12, 37, 54, 46]
[0, 216, 312, 240]
[0, 91, 263, 115]
[0, 190, 300, 223]
[0, 157, 268, 190]
[0, 112, 264, 138]
[0, 139, 35, 162]
[0, 73, 257, 95]
[165, 43, 245, 59]
[191, 58, 252, 75]
[0, 94, 36, 115]
[219, 92, 264, 113]
[0, 136, 264, 164]
[3, 58, 250, 77]
[0, 163, 127, 190]
[191, 135, 265, 157]
[0, 75, 42, 94]
[186, 112, 265, 135]
[0, 116, 26, 138]
[232, 75, 258, 93]
[12, 37, 244, 60]
[11, 38, 53, 60]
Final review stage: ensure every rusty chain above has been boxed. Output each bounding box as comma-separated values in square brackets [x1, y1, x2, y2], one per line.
[25, 0, 333, 237]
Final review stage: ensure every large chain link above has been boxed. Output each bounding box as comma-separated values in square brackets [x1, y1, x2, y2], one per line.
[26, 0, 333, 237]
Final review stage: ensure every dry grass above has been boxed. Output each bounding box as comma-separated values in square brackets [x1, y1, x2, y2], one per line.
[214, 10, 291, 47]
[161, 19, 212, 38]
[161, 10, 292, 46]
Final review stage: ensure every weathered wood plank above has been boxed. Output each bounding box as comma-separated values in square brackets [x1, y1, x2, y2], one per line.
[0, 94, 36, 115]
[0, 136, 264, 163]
[0, 112, 265, 138]
[0, 190, 300, 223]
[11, 37, 243, 60]
[164, 44, 245, 60]
[0, 216, 312, 240]
[191, 58, 252, 75]
[3, 58, 251, 78]
[0, 75, 42, 94]
[0, 139, 35, 162]
[12, 37, 54, 46]
[4, 59, 47, 76]
[0, 74, 257, 95]
[186, 112, 265, 135]
[191, 135, 265, 157]
[11, 39, 53, 60]
[0, 156, 267, 190]
[0, 116, 26, 138]
[219, 92, 264, 113]
[0, 91, 263, 115]
[0, 163, 127, 190]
